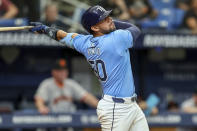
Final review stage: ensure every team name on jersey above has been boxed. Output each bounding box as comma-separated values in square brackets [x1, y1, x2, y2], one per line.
[88, 43, 100, 55]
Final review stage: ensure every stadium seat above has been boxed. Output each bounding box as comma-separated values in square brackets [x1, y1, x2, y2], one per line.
[171, 9, 185, 28]
[149, 0, 176, 9]
[0, 18, 28, 27]
[140, 7, 185, 30]
[140, 8, 174, 29]
[142, 0, 186, 29]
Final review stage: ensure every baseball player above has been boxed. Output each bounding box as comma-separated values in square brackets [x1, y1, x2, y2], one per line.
[30, 5, 149, 131]
[35, 59, 98, 114]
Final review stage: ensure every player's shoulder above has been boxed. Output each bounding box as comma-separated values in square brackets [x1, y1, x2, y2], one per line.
[39, 77, 53, 87]
[73, 34, 93, 53]
[111, 29, 131, 35]
[74, 34, 92, 42]
[65, 78, 79, 86]
[73, 34, 92, 45]
[65, 78, 84, 89]
[109, 29, 132, 39]
[107, 29, 132, 42]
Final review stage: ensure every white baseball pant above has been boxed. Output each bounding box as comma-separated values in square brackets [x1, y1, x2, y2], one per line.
[97, 95, 149, 131]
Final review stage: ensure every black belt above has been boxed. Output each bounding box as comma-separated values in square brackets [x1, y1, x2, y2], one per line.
[112, 96, 137, 103]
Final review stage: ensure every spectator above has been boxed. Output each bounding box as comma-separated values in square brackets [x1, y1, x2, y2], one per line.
[167, 101, 179, 112]
[112, 0, 130, 20]
[138, 99, 159, 116]
[127, 0, 158, 21]
[42, 3, 70, 30]
[11, 0, 40, 21]
[176, 0, 191, 11]
[182, 0, 197, 34]
[0, 0, 18, 19]
[178, 89, 197, 131]
[138, 93, 160, 116]
[101, 0, 157, 21]
[181, 88, 197, 113]
[100, 0, 130, 20]
[34, 59, 98, 114]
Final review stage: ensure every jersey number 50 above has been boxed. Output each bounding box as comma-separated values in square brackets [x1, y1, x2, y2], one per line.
[89, 60, 107, 81]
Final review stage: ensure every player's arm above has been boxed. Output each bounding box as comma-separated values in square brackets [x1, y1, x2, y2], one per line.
[182, 102, 197, 113]
[182, 106, 197, 113]
[34, 96, 50, 114]
[71, 80, 99, 108]
[113, 20, 141, 42]
[30, 22, 79, 48]
[56, 30, 78, 41]
[34, 81, 51, 115]
[1, 0, 18, 19]
[81, 93, 99, 108]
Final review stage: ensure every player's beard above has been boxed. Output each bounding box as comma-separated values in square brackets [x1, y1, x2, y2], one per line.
[101, 27, 116, 34]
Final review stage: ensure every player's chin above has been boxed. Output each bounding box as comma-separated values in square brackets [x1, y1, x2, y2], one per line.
[110, 27, 116, 32]
[109, 23, 115, 29]
[104, 29, 114, 34]
[102, 27, 115, 34]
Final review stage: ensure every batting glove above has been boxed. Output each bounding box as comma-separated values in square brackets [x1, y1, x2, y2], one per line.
[30, 22, 49, 33]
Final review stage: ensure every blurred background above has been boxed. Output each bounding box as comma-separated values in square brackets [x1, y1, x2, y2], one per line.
[0, 0, 197, 131]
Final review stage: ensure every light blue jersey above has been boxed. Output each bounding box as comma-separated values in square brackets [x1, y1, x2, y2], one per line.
[63, 29, 134, 97]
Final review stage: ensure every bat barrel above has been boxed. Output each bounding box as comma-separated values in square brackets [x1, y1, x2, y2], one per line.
[0, 26, 34, 32]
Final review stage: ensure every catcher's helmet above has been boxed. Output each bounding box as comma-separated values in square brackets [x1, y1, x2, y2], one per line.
[81, 5, 112, 33]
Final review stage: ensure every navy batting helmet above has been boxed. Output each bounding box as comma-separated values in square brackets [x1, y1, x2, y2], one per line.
[81, 5, 112, 33]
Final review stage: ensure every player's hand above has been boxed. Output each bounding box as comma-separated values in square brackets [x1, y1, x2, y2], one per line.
[30, 22, 48, 33]
[38, 106, 50, 115]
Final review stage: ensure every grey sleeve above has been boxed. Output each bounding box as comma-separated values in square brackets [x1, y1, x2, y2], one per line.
[34, 81, 49, 102]
[69, 80, 87, 101]
[181, 99, 193, 111]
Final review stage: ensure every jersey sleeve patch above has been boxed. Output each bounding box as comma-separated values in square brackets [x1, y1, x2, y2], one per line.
[60, 33, 77, 49]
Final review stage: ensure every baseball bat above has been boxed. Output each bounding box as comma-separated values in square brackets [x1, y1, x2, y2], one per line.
[0, 26, 34, 32]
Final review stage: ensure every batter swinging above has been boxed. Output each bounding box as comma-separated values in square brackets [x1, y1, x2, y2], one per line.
[30, 5, 149, 131]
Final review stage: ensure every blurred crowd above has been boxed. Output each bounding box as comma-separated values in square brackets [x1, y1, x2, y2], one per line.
[0, 0, 197, 34]
[100, 0, 197, 34]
